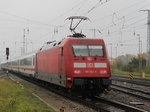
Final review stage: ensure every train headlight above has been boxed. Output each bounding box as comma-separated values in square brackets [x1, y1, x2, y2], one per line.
[74, 70, 81, 74]
[67, 77, 71, 80]
[67, 77, 72, 85]
[100, 70, 107, 74]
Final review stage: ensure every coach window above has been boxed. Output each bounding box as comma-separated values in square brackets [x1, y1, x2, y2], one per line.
[33, 56, 35, 66]
[25, 57, 32, 66]
[20, 59, 24, 65]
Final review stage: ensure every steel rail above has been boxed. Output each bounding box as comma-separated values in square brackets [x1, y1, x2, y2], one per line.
[111, 84, 150, 101]
[112, 75, 150, 82]
[112, 76, 150, 87]
[95, 96, 148, 112]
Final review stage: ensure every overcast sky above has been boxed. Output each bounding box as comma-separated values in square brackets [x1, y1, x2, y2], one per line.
[0, 0, 149, 62]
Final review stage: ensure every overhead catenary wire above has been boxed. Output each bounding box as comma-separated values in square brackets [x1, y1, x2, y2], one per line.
[0, 0, 148, 30]
[85, 4, 147, 38]
[83, 0, 110, 15]
[92, 0, 149, 23]
[99, 23, 146, 39]
[80, 0, 149, 38]
[0, 11, 57, 27]
[101, 13, 146, 30]
[0, 0, 147, 35]
[48, 0, 88, 23]
[88, 4, 147, 30]
[84, 0, 149, 35]
[74, 0, 90, 15]
[81, 14, 146, 37]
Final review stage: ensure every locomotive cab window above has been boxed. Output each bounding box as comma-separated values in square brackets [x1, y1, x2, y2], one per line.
[61, 47, 64, 56]
[72, 45, 104, 57]
[72, 45, 89, 56]
[89, 45, 104, 56]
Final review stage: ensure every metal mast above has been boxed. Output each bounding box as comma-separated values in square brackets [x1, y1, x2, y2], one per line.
[23, 29, 26, 55]
[141, 10, 150, 65]
[147, 10, 150, 65]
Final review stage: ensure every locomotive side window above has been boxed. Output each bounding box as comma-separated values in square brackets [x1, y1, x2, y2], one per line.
[72, 45, 104, 56]
[61, 47, 64, 56]
[89, 45, 104, 56]
[73, 45, 89, 56]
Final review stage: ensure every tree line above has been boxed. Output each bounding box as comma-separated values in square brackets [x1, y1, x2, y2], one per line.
[111, 54, 150, 73]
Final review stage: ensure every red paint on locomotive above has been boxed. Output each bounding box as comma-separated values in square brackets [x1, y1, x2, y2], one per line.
[36, 37, 111, 89]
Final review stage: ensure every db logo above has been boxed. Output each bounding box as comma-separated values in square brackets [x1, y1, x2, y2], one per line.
[87, 63, 94, 68]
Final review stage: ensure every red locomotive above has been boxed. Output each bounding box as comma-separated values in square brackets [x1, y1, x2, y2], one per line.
[1, 16, 111, 96]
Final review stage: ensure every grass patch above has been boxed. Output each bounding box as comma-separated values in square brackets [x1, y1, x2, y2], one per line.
[0, 80, 55, 112]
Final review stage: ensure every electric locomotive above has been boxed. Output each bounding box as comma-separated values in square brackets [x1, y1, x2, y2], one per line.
[36, 36, 111, 95]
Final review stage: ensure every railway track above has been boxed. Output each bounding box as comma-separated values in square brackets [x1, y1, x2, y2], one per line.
[93, 96, 147, 112]
[112, 75, 150, 81]
[113, 73, 150, 79]
[7, 72, 148, 112]
[111, 84, 150, 101]
[112, 75, 150, 87]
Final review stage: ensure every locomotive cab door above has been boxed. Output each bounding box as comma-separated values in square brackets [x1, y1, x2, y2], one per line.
[58, 47, 66, 87]
[58, 47, 64, 74]
[35, 53, 39, 78]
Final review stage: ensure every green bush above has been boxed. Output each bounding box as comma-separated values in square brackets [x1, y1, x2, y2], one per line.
[143, 65, 150, 73]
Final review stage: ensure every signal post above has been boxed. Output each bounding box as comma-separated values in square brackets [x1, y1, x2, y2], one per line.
[6, 47, 9, 75]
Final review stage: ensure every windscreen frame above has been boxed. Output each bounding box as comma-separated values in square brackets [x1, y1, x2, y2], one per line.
[72, 45, 104, 57]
